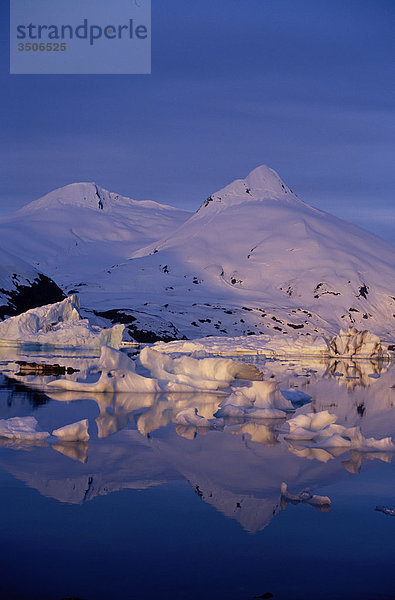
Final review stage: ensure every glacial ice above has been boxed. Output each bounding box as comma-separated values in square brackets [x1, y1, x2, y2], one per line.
[47, 347, 162, 393]
[153, 334, 329, 358]
[216, 380, 293, 419]
[327, 327, 389, 359]
[47, 345, 263, 394]
[52, 419, 90, 442]
[139, 346, 263, 390]
[0, 295, 124, 349]
[0, 416, 49, 441]
[285, 410, 395, 451]
[153, 327, 390, 359]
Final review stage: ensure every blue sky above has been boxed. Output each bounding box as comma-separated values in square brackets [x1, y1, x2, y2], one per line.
[1, 0, 394, 242]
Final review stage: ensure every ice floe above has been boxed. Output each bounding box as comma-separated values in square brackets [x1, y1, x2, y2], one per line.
[284, 410, 395, 451]
[0, 295, 124, 349]
[0, 416, 49, 441]
[52, 419, 90, 442]
[216, 380, 293, 419]
[45, 345, 263, 394]
[139, 346, 263, 390]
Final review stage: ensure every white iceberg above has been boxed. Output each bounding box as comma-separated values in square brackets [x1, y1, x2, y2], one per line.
[216, 380, 293, 419]
[326, 327, 389, 359]
[153, 333, 329, 358]
[284, 410, 395, 451]
[285, 411, 338, 441]
[0, 295, 124, 349]
[343, 427, 395, 452]
[139, 346, 263, 390]
[153, 327, 390, 360]
[47, 346, 161, 393]
[47, 345, 246, 394]
[0, 416, 49, 441]
[52, 419, 90, 442]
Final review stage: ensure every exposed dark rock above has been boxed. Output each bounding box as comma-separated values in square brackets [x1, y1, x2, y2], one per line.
[287, 323, 304, 329]
[358, 284, 369, 299]
[0, 273, 65, 321]
[16, 361, 79, 376]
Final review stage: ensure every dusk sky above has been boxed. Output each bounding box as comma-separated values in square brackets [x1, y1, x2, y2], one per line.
[1, 0, 394, 243]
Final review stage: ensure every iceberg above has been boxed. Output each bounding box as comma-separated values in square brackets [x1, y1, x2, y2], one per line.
[52, 419, 90, 442]
[216, 380, 293, 419]
[153, 334, 329, 358]
[327, 327, 389, 359]
[139, 346, 263, 390]
[47, 345, 254, 394]
[153, 327, 390, 360]
[0, 416, 49, 441]
[284, 410, 395, 451]
[47, 346, 162, 393]
[0, 295, 124, 349]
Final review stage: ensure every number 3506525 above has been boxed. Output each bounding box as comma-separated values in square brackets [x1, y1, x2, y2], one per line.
[18, 43, 67, 51]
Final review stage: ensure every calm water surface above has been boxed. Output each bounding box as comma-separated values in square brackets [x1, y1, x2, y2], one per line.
[0, 348, 393, 600]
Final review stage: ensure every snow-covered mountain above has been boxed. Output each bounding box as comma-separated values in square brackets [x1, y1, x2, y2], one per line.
[0, 247, 64, 320]
[0, 182, 191, 289]
[73, 166, 394, 342]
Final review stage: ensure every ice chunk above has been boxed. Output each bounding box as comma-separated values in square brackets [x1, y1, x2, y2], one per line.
[52, 419, 90, 442]
[344, 427, 395, 452]
[0, 295, 124, 349]
[0, 416, 49, 441]
[139, 346, 262, 391]
[285, 410, 395, 451]
[98, 345, 136, 371]
[327, 327, 389, 359]
[47, 346, 230, 394]
[216, 380, 291, 419]
[286, 411, 337, 437]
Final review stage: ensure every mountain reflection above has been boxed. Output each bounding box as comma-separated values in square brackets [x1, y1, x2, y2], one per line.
[0, 357, 393, 534]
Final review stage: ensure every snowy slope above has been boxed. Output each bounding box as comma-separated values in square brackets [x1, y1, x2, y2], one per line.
[0, 182, 191, 289]
[74, 166, 394, 342]
[0, 247, 64, 320]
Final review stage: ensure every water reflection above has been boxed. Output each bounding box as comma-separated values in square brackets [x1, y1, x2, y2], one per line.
[0, 355, 393, 535]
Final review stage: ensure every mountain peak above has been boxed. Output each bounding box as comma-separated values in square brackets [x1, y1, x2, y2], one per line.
[244, 165, 293, 196]
[199, 165, 297, 213]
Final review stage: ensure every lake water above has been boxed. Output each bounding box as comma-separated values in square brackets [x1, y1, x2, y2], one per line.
[0, 348, 394, 600]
